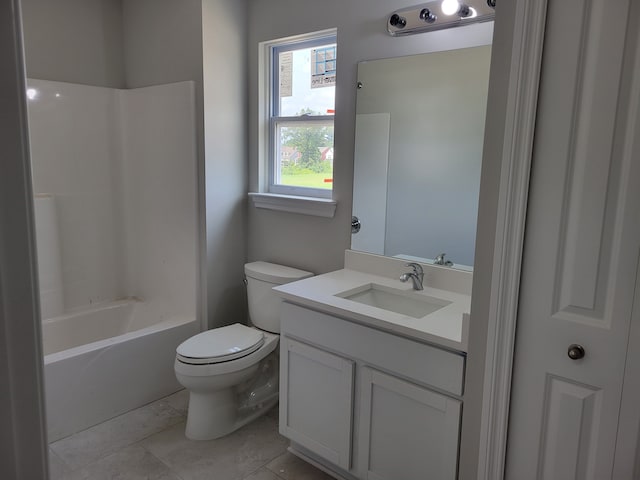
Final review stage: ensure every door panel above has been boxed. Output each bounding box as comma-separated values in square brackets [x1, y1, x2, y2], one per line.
[538, 377, 603, 479]
[506, 0, 640, 477]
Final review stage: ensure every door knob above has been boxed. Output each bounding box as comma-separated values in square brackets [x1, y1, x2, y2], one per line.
[567, 344, 585, 360]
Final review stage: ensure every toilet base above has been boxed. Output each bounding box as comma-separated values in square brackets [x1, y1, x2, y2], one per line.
[185, 389, 235, 440]
[181, 351, 280, 440]
[184, 388, 279, 440]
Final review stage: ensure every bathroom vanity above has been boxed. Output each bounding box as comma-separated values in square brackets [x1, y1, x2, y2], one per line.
[274, 251, 471, 480]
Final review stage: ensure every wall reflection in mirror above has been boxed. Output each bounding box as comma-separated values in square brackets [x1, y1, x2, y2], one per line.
[351, 44, 491, 271]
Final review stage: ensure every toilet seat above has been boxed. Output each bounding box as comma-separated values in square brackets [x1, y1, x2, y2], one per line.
[176, 323, 265, 365]
[175, 331, 279, 378]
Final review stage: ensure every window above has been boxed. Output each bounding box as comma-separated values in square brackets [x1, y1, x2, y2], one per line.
[267, 32, 337, 199]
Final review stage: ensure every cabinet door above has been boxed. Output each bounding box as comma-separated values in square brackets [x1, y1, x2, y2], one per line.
[279, 337, 355, 470]
[358, 367, 461, 480]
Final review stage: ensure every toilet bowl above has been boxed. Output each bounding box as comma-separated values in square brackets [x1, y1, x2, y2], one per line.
[174, 261, 313, 440]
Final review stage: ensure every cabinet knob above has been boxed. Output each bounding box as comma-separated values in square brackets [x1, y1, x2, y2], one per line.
[567, 344, 585, 360]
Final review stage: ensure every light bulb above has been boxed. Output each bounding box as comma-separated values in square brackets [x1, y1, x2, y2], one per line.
[441, 0, 460, 15]
[26, 88, 39, 100]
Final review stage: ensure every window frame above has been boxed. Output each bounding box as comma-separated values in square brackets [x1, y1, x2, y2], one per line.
[267, 33, 337, 199]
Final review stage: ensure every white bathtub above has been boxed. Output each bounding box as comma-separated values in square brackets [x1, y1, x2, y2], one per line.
[43, 299, 199, 442]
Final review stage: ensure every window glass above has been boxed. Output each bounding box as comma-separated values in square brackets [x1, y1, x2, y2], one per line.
[269, 36, 336, 197]
[275, 122, 334, 190]
[277, 44, 336, 117]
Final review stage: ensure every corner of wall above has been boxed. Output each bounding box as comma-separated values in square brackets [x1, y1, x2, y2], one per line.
[202, 0, 250, 329]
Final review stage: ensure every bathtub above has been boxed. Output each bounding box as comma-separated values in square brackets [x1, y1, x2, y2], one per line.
[43, 298, 199, 442]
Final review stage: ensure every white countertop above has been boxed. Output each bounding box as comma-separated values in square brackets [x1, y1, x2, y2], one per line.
[274, 268, 470, 352]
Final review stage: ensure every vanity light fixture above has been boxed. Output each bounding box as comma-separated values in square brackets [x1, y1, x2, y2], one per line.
[419, 8, 437, 23]
[458, 4, 473, 18]
[441, 0, 475, 18]
[387, 0, 494, 36]
[441, 0, 461, 15]
[389, 13, 407, 29]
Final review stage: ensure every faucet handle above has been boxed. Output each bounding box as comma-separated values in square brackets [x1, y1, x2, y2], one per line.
[406, 262, 423, 275]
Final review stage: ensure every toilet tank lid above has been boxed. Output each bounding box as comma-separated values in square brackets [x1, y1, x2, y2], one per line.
[244, 261, 313, 284]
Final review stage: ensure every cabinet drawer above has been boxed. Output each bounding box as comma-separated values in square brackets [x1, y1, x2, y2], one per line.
[281, 302, 465, 396]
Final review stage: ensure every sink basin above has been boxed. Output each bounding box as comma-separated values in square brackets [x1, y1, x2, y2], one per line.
[335, 283, 451, 318]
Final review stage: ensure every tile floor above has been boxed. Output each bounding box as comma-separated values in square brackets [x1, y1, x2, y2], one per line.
[48, 390, 333, 480]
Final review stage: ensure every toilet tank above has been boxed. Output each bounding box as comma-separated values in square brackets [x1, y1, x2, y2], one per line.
[244, 261, 313, 333]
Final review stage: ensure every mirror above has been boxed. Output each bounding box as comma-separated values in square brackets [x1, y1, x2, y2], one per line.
[351, 45, 491, 271]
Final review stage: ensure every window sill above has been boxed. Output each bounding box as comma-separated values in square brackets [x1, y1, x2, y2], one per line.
[248, 192, 337, 218]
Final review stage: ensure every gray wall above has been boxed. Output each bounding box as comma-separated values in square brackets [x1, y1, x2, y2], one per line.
[122, 0, 203, 90]
[459, 2, 522, 478]
[21, 0, 125, 87]
[202, 0, 249, 328]
[247, 0, 494, 275]
[120, 0, 207, 325]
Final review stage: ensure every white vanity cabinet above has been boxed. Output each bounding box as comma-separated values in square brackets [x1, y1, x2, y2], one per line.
[279, 302, 465, 480]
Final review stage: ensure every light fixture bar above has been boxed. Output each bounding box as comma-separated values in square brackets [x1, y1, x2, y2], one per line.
[387, 0, 495, 36]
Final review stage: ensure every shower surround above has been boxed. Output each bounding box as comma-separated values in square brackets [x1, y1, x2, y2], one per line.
[27, 79, 200, 441]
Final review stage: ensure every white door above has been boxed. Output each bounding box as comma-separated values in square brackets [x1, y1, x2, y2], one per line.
[505, 0, 640, 478]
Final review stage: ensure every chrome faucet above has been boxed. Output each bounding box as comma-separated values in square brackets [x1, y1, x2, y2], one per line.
[400, 262, 424, 290]
[433, 253, 454, 267]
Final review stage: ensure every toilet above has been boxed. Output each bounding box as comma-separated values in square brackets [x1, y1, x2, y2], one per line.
[174, 261, 313, 440]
